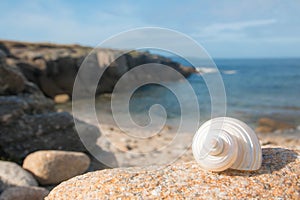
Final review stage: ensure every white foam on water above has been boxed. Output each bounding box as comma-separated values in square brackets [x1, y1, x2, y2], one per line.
[222, 70, 237, 75]
[195, 67, 218, 74]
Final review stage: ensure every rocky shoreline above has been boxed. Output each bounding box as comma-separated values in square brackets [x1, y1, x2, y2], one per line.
[0, 40, 299, 199]
[0, 39, 197, 162]
[0, 40, 195, 101]
[0, 39, 196, 199]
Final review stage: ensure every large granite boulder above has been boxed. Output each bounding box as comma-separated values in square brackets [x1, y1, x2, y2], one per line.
[46, 147, 300, 199]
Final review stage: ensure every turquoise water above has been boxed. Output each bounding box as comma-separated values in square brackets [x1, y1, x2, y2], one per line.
[127, 58, 300, 127]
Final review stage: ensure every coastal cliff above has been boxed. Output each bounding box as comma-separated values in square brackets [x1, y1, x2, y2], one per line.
[0, 40, 195, 100]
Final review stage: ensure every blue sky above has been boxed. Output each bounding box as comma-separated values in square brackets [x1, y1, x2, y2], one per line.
[0, 0, 300, 58]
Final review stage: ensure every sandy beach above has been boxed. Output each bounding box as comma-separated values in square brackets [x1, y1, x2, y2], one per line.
[96, 123, 300, 167]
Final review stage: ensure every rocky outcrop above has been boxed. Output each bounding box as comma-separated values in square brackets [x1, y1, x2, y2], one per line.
[46, 147, 300, 199]
[0, 59, 26, 94]
[0, 39, 190, 170]
[0, 51, 108, 166]
[0, 95, 98, 162]
[23, 151, 90, 185]
[0, 40, 195, 99]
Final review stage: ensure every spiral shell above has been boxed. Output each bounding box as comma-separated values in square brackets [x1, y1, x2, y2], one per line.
[192, 117, 262, 172]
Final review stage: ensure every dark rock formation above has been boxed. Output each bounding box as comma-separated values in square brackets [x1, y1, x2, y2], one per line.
[0, 49, 26, 95]
[0, 40, 195, 100]
[0, 56, 101, 164]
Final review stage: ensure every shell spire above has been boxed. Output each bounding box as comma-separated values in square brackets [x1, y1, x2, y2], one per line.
[192, 117, 262, 172]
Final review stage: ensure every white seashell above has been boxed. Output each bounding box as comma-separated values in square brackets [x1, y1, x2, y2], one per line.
[192, 117, 262, 172]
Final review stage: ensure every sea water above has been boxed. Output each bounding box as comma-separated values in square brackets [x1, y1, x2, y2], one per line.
[117, 58, 300, 128]
[60, 58, 300, 130]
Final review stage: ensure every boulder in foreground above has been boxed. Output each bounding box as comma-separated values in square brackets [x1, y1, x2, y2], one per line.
[23, 150, 90, 185]
[0, 161, 37, 193]
[46, 147, 300, 199]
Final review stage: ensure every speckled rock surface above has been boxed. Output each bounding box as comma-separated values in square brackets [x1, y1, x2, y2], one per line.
[46, 147, 300, 199]
[0, 161, 37, 193]
[22, 150, 90, 185]
[0, 186, 49, 200]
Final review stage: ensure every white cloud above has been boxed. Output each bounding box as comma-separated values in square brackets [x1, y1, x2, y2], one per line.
[205, 19, 276, 32]
[192, 19, 277, 40]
